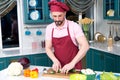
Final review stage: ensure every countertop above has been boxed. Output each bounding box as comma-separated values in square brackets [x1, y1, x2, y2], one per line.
[0, 65, 120, 80]
[90, 41, 120, 56]
[0, 65, 68, 80]
[0, 48, 46, 58]
[0, 41, 120, 58]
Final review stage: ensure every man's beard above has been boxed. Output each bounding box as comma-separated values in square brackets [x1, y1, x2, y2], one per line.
[54, 20, 63, 26]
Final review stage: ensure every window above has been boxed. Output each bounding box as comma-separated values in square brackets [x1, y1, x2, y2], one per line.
[1, 4, 19, 48]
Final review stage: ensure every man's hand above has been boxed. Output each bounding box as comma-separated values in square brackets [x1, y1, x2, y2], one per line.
[61, 62, 75, 74]
[52, 60, 61, 73]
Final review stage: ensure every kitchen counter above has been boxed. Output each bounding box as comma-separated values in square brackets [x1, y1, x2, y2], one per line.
[1, 41, 120, 58]
[0, 48, 46, 58]
[90, 41, 120, 56]
[0, 65, 120, 80]
[0, 65, 68, 80]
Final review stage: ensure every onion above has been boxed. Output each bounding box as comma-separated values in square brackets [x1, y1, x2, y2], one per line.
[18, 57, 30, 69]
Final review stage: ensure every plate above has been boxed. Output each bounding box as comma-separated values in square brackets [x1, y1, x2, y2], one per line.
[29, 0, 37, 7]
[30, 10, 39, 20]
[107, 9, 114, 16]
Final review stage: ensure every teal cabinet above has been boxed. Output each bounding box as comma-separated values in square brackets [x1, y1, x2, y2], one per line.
[0, 53, 52, 70]
[116, 56, 120, 72]
[92, 50, 104, 71]
[31, 53, 52, 67]
[103, 0, 120, 20]
[86, 49, 104, 71]
[23, 0, 65, 24]
[86, 49, 94, 69]
[0, 58, 7, 70]
[6, 55, 31, 67]
[104, 53, 116, 72]
[23, 0, 53, 24]
[86, 48, 118, 72]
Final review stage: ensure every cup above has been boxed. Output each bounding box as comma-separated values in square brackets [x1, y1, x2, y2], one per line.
[32, 42, 39, 49]
[25, 30, 31, 36]
[36, 30, 42, 36]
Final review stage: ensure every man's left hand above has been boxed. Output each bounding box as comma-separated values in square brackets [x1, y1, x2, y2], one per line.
[60, 62, 75, 74]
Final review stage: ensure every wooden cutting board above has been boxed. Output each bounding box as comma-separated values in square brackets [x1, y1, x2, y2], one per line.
[42, 68, 79, 79]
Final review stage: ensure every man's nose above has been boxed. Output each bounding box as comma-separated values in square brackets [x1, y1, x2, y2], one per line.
[56, 17, 59, 21]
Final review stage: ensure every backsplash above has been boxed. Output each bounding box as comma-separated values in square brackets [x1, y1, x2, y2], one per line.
[22, 24, 47, 50]
[95, 0, 120, 41]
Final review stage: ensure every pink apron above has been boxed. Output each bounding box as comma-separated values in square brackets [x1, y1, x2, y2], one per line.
[52, 23, 82, 69]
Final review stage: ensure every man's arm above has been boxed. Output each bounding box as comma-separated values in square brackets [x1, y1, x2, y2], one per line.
[45, 40, 61, 72]
[70, 36, 89, 66]
[61, 35, 89, 73]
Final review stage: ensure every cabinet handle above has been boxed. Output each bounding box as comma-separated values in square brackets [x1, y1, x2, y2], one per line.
[118, 0, 120, 16]
[27, 0, 29, 14]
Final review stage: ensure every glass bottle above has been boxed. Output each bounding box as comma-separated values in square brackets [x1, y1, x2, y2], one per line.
[108, 26, 113, 48]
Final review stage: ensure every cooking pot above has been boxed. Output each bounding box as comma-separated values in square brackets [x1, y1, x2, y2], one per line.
[95, 32, 106, 42]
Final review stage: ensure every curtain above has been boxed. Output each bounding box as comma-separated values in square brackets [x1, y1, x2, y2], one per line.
[65, 0, 95, 15]
[0, 0, 16, 17]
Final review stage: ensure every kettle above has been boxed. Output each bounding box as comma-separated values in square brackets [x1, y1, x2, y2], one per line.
[95, 32, 106, 42]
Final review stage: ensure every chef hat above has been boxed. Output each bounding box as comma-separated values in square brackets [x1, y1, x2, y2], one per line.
[48, 0, 69, 12]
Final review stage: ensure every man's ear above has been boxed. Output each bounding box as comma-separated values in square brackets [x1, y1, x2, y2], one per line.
[49, 12, 53, 19]
[64, 12, 67, 18]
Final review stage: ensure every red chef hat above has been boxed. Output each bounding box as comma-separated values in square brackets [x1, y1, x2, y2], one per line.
[48, 0, 69, 12]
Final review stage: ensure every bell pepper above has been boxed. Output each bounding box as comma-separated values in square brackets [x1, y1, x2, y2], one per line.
[32, 68, 39, 72]
[23, 69, 31, 77]
[30, 70, 39, 78]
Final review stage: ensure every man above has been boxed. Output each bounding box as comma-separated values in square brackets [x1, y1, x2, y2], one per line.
[45, 0, 89, 74]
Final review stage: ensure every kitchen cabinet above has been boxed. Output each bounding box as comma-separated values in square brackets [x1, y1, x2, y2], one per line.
[30, 53, 52, 67]
[0, 53, 52, 70]
[23, 0, 64, 24]
[23, 0, 52, 24]
[0, 58, 7, 70]
[104, 52, 116, 72]
[116, 56, 120, 72]
[6, 55, 31, 67]
[86, 48, 118, 73]
[103, 0, 120, 20]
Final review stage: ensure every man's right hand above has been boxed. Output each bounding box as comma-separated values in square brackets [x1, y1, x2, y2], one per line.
[52, 60, 61, 73]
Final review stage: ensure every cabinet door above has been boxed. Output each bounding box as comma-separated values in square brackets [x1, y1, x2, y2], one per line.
[115, 56, 120, 73]
[93, 49, 104, 71]
[7, 56, 22, 65]
[23, 0, 44, 24]
[103, 0, 118, 19]
[44, 0, 53, 23]
[86, 48, 117, 72]
[86, 49, 94, 69]
[6, 55, 31, 67]
[86, 49, 104, 71]
[104, 53, 116, 72]
[23, 0, 53, 24]
[31, 53, 52, 67]
[117, 0, 120, 19]
[0, 58, 7, 70]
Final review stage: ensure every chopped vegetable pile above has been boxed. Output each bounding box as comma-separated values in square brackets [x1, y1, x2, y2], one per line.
[100, 72, 120, 80]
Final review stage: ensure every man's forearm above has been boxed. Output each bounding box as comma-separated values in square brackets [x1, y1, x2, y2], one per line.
[45, 48, 58, 63]
[71, 44, 89, 65]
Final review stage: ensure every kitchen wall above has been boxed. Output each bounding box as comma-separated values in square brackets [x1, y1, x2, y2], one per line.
[16, 0, 47, 50]
[1, 0, 119, 51]
[95, 0, 120, 38]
